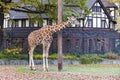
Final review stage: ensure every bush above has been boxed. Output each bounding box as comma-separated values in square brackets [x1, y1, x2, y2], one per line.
[34, 53, 57, 60]
[105, 52, 119, 59]
[49, 53, 57, 60]
[4, 47, 22, 54]
[34, 54, 42, 60]
[49, 54, 77, 60]
[80, 56, 92, 64]
[90, 54, 103, 64]
[0, 52, 4, 59]
[0, 52, 77, 60]
[34, 53, 77, 60]
[0, 51, 28, 60]
[63, 54, 76, 60]
[80, 54, 103, 64]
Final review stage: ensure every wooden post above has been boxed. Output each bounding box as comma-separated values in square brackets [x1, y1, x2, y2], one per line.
[58, 0, 63, 71]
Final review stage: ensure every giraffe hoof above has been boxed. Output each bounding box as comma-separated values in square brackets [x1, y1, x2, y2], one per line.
[31, 68, 36, 71]
[29, 66, 36, 71]
[43, 69, 48, 72]
[46, 69, 48, 72]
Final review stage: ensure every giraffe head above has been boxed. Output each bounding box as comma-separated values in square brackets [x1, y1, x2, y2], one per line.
[67, 16, 79, 24]
[54, 16, 79, 31]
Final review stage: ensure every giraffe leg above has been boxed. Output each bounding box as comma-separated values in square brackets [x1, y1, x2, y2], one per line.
[29, 47, 35, 70]
[43, 55, 46, 71]
[43, 44, 47, 71]
[44, 55, 48, 72]
[43, 43, 51, 72]
[45, 43, 51, 71]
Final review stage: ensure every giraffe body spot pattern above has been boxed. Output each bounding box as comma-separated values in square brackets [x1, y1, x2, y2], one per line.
[28, 16, 79, 71]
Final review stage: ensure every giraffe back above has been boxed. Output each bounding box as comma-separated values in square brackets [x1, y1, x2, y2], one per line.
[28, 26, 54, 48]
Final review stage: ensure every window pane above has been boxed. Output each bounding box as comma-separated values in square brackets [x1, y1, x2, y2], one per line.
[88, 19, 93, 27]
[92, 6, 101, 12]
[101, 20, 105, 28]
[21, 20, 26, 27]
[15, 20, 19, 27]
[29, 21, 34, 27]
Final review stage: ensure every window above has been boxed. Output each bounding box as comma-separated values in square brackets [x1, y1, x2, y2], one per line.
[88, 19, 93, 27]
[66, 39, 71, 53]
[15, 20, 19, 27]
[96, 37, 104, 52]
[101, 20, 106, 28]
[47, 19, 52, 25]
[92, 6, 101, 12]
[21, 20, 26, 27]
[7, 20, 11, 27]
[38, 22, 42, 27]
[115, 39, 120, 47]
[11, 22, 15, 27]
[75, 39, 79, 48]
[29, 21, 34, 27]
[89, 39, 92, 52]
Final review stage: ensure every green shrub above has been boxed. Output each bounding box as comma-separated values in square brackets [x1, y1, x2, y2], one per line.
[34, 53, 77, 60]
[105, 52, 119, 59]
[80, 54, 103, 64]
[0, 51, 28, 60]
[4, 47, 22, 54]
[63, 54, 76, 60]
[16, 54, 28, 60]
[49, 54, 77, 60]
[34, 54, 42, 60]
[34, 53, 57, 60]
[0, 52, 4, 59]
[80, 56, 92, 64]
[90, 54, 103, 64]
[4, 53, 28, 60]
[49, 53, 57, 60]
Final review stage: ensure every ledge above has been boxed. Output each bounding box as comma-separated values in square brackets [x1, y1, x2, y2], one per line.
[0, 59, 120, 65]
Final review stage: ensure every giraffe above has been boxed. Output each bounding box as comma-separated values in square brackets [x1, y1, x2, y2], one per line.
[28, 16, 78, 71]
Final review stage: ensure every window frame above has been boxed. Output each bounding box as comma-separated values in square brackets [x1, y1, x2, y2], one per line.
[21, 19, 26, 27]
[88, 19, 93, 27]
[92, 6, 101, 12]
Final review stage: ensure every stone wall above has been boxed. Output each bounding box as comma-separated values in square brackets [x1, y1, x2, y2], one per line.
[3, 27, 120, 54]
[0, 59, 120, 65]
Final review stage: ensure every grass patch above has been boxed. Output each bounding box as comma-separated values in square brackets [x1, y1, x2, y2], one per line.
[15, 64, 120, 76]
[64, 64, 120, 75]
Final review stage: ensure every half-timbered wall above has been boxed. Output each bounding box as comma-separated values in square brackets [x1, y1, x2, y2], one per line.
[108, 7, 116, 20]
[85, 2, 109, 28]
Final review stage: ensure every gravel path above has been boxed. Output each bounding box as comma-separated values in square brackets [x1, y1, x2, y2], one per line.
[0, 66, 120, 80]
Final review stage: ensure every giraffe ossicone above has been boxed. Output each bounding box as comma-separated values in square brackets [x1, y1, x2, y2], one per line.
[28, 16, 78, 71]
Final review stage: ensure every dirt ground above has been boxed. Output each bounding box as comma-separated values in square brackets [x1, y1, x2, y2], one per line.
[0, 66, 120, 80]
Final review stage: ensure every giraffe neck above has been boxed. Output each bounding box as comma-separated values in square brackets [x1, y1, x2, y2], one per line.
[52, 20, 70, 32]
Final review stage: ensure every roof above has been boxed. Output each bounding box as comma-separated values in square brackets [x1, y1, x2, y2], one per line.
[10, 11, 28, 19]
[101, 0, 118, 9]
[86, 0, 96, 8]
[86, 0, 117, 9]
[10, 11, 48, 19]
[10, 0, 117, 20]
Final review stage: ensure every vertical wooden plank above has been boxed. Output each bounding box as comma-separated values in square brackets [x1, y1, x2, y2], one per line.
[58, 0, 63, 71]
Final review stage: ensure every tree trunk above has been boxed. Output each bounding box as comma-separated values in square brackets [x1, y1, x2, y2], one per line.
[58, 0, 63, 71]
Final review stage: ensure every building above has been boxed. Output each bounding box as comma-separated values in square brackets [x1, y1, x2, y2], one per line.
[2, 0, 120, 54]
